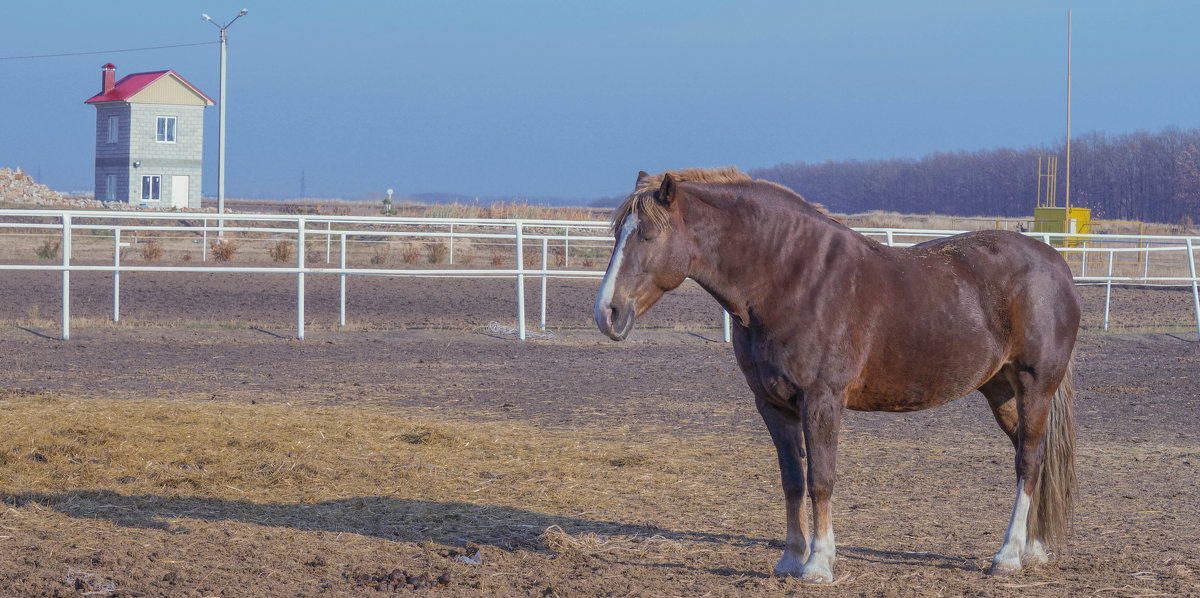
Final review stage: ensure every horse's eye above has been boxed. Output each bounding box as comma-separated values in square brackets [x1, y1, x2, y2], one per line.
[639, 226, 659, 241]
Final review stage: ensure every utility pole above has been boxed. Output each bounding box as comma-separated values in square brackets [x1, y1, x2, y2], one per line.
[1065, 8, 1072, 211]
[202, 8, 249, 236]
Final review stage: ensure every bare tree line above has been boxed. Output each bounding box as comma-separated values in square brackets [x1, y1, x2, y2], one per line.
[751, 126, 1200, 224]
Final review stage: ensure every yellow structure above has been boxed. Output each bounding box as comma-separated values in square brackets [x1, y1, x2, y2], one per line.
[1033, 206, 1091, 247]
[1033, 155, 1090, 246]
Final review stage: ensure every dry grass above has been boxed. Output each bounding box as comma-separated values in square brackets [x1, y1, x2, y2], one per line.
[268, 240, 293, 263]
[209, 239, 239, 262]
[836, 211, 1027, 231]
[420, 201, 602, 222]
[426, 242, 449, 265]
[0, 392, 776, 550]
[33, 237, 61, 260]
[400, 243, 421, 265]
[137, 238, 163, 261]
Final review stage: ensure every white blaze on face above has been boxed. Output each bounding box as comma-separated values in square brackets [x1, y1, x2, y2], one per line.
[594, 213, 639, 320]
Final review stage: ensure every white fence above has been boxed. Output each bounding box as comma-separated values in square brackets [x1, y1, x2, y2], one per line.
[1, 209, 1198, 341]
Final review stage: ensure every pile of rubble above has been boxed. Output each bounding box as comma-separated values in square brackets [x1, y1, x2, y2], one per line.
[0, 167, 64, 206]
[0, 167, 216, 212]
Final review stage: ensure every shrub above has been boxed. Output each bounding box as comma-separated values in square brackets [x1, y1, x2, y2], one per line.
[523, 247, 541, 269]
[269, 240, 293, 263]
[369, 245, 389, 265]
[490, 250, 505, 267]
[427, 242, 448, 264]
[455, 246, 475, 265]
[401, 244, 421, 265]
[305, 242, 323, 265]
[34, 238, 60, 260]
[209, 239, 239, 262]
[138, 238, 163, 261]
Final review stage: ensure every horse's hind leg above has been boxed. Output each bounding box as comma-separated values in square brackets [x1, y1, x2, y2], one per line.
[757, 398, 810, 577]
[978, 371, 1018, 448]
[988, 365, 1055, 575]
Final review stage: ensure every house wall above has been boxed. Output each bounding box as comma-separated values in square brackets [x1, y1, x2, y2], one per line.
[127, 103, 205, 209]
[92, 102, 205, 208]
[92, 103, 130, 202]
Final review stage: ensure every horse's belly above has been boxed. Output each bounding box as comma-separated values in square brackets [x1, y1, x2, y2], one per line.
[847, 379, 976, 412]
[847, 349, 999, 412]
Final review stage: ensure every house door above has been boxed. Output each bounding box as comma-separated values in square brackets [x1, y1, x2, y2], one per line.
[170, 176, 189, 209]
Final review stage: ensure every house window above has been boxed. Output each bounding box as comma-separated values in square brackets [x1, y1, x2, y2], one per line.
[156, 116, 176, 143]
[107, 116, 119, 143]
[105, 174, 117, 201]
[141, 175, 161, 200]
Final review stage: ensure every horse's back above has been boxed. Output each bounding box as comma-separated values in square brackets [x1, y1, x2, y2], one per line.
[846, 230, 1078, 411]
[908, 230, 1079, 324]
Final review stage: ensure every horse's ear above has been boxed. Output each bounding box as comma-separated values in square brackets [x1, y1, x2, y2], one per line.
[636, 171, 650, 185]
[656, 172, 677, 206]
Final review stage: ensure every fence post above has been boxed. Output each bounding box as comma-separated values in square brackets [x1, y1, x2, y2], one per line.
[1103, 249, 1114, 331]
[449, 223, 455, 265]
[339, 232, 347, 328]
[541, 237, 548, 330]
[297, 218, 306, 340]
[516, 222, 526, 340]
[113, 228, 121, 322]
[723, 310, 731, 343]
[564, 226, 570, 268]
[326, 221, 332, 264]
[1187, 238, 1200, 341]
[885, 230, 894, 247]
[202, 219, 208, 262]
[1143, 240, 1151, 279]
[61, 213, 71, 340]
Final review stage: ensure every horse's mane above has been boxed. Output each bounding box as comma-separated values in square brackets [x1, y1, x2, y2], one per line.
[610, 166, 830, 234]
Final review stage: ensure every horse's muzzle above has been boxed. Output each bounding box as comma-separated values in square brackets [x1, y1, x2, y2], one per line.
[594, 301, 634, 341]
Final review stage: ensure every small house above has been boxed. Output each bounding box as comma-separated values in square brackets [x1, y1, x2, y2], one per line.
[85, 63, 214, 208]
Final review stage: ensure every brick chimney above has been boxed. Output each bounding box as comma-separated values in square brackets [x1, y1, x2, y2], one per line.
[102, 63, 116, 94]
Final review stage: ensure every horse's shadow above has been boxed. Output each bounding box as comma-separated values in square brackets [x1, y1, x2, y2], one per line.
[3, 490, 766, 554]
[3, 490, 980, 575]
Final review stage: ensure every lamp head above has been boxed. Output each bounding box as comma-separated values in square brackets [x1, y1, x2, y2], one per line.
[202, 13, 212, 21]
[238, 9, 248, 16]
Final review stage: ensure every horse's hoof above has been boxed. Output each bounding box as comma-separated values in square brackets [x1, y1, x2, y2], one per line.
[1022, 540, 1049, 566]
[773, 553, 806, 578]
[799, 566, 834, 584]
[986, 559, 1022, 576]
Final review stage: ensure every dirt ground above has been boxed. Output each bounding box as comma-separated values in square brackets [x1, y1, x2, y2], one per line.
[1, 272, 1199, 596]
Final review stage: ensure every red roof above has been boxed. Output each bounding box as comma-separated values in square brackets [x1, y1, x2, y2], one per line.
[84, 69, 214, 105]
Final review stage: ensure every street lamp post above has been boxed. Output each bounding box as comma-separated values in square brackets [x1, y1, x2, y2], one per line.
[202, 8, 248, 237]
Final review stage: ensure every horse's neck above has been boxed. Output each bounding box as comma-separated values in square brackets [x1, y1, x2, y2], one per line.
[687, 202, 852, 327]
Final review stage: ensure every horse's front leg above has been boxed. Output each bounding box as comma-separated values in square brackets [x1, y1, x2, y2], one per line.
[756, 398, 809, 576]
[800, 388, 844, 583]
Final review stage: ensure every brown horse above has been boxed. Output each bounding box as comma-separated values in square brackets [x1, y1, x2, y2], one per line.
[594, 167, 1079, 582]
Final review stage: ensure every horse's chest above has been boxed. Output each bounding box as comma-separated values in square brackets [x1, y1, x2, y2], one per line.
[735, 340, 804, 409]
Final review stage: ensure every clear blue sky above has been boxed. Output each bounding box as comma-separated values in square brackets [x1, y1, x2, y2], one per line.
[2, 1, 1198, 202]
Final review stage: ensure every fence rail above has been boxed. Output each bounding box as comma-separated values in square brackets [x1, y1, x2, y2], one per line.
[2, 209, 1198, 341]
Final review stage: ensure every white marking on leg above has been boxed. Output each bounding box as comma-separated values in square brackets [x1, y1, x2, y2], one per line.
[1024, 537, 1049, 566]
[991, 479, 1029, 575]
[802, 523, 836, 583]
[594, 214, 638, 321]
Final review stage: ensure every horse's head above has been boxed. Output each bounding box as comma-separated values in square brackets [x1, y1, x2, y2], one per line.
[594, 171, 692, 341]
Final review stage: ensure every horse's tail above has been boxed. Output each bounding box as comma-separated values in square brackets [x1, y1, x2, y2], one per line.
[1029, 352, 1077, 546]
